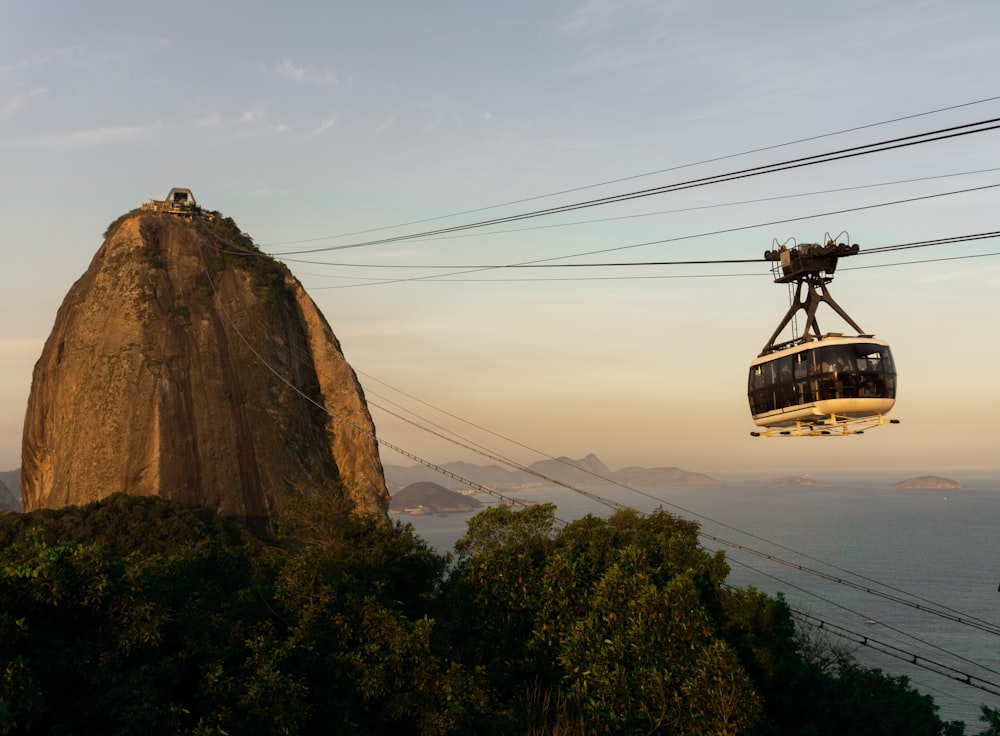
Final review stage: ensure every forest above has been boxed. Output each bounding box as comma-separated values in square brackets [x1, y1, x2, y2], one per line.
[0, 491, 996, 735]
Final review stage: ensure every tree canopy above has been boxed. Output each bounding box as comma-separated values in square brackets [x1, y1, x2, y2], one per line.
[0, 492, 981, 735]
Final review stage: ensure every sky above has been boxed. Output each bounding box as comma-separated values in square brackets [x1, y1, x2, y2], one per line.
[2, 0, 999, 478]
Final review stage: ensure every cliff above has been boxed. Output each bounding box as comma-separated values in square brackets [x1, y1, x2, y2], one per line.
[21, 206, 388, 526]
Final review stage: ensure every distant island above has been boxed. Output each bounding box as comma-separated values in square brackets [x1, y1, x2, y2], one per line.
[389, 482, 484, 515]
[889, 475, 961, 490]
[768, 476, 821, 487]
[384, 453, 717, 493]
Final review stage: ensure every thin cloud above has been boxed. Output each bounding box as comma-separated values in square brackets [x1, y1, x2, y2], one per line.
[374, 111, 399, 135]
[195, 112, 223, 128]
[561, 0, 687, 35]
[275, 58, 306, 81]
[274, 58, 338, 86]
[0, 59, 32, 75]
[314, 117, 337, 134]
[240, 107, 264, 123]
[314, 69, 339, 86]
[0, 87, 47, 119]
[41, 123, 155, 147]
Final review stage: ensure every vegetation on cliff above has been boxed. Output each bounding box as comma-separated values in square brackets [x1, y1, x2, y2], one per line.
[0, 493, 988, 735]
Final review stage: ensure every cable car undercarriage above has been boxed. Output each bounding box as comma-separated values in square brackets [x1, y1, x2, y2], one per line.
[748, 235, 899, 437]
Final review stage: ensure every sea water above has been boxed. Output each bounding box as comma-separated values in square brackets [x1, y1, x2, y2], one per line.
[397, 474, 1000, 727]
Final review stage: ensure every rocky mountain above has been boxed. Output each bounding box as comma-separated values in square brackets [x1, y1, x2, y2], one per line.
[389, 482, 483, 515]
[21, 203, 388, 527]
[384, 454, 717, 492]
[889, 475, 961, 489]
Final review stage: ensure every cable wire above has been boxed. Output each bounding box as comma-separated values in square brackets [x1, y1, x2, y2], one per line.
[261, 95, 1000, 248]
[272, 118, 1000, 256]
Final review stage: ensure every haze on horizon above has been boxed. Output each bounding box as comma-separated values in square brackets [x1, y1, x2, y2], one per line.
[2, 1, 999, 479]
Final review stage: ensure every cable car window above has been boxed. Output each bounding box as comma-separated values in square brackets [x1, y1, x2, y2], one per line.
[794, 352, 813, 404]
[748, 365, 771, 415]
[793, 353, 809, 380]
[853, 343, 896, 399]
[776, 355, 795, 408]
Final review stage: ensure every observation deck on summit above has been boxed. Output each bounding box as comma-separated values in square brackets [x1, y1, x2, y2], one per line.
[141, 188, 204, 218]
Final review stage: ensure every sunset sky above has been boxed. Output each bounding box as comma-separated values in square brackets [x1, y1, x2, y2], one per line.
[2, 0, 999, 477]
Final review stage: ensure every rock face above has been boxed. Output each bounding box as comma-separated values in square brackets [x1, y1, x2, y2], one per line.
[21, 207, 389, 526]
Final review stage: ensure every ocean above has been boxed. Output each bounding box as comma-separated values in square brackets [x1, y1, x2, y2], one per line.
[396, 473, 1000, 727]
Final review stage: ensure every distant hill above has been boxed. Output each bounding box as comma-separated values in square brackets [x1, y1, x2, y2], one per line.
[389, 482, 484, 515]
[613, 466, 717, 486]
[890, 475, 961, 489]
[384, 454, 717, 492]
[769, 476, 821, 487]
[0, 469, 20, 512]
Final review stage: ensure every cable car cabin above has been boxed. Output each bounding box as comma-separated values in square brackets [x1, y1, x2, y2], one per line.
[748, 336, 896, 431]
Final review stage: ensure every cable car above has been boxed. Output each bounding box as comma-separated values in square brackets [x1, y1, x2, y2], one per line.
[748, 236, 898, 436]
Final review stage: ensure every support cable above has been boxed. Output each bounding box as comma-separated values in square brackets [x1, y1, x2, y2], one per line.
[263, 102, 1000, 249]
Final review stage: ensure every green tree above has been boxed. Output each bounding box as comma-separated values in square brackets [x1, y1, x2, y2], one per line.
[443, 507, 761, 735]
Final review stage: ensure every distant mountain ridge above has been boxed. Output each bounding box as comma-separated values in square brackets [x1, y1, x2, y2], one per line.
[0, 469, 20, 512]
[384, 453, 717, 492]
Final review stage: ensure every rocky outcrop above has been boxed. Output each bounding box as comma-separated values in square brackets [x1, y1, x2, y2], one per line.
[21, 208, 388, 527]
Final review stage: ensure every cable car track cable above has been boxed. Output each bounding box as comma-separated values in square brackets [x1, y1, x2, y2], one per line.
[703, 533, 1000, 636]
[725, 556, 1000, 681]
[291, 230, 1000, 272]
[270, 118, 1000, 256]
[792, 612, 1000, 698]
[255, 166, 1000, 251]
[261, 95, 1000, 248]
[305, 201, 1000, 288]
